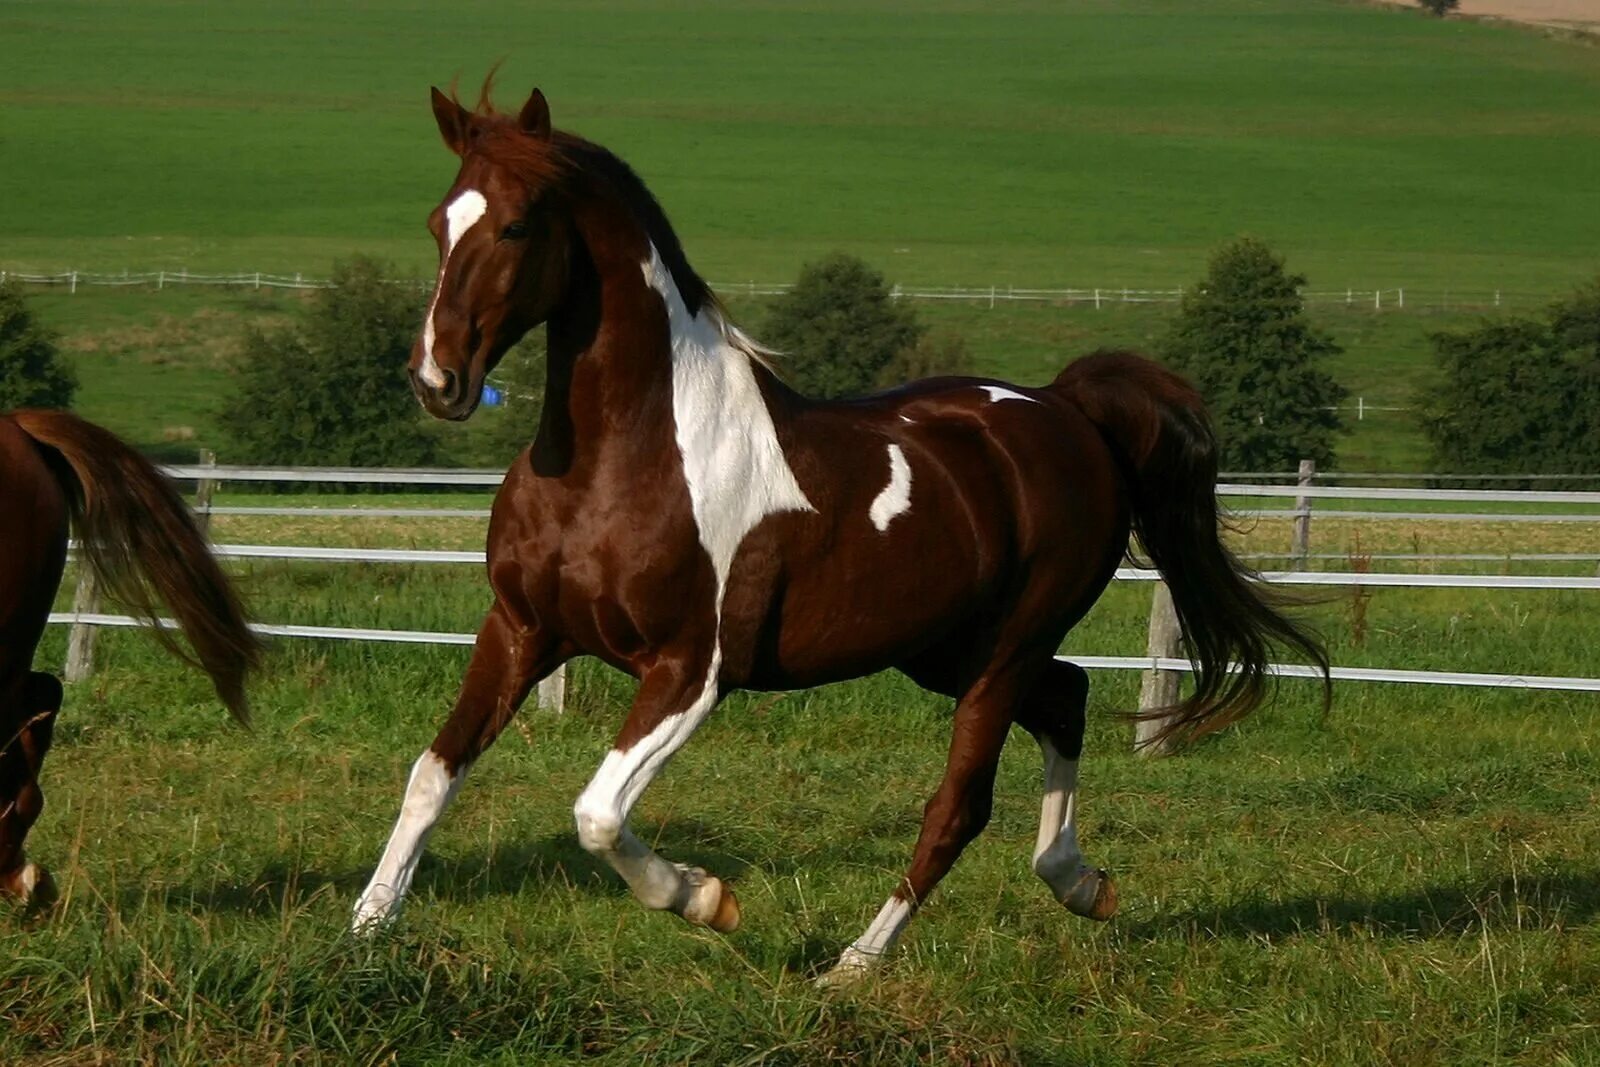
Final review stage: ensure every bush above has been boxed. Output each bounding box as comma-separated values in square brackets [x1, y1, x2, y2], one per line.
[218, 257, 435, 467]
[1417, 0, 1459, 15]
[761, 254, 923, 399]
[876, 330, 974, 388]
[1159, 237, 1346, 470]
[0, 279, 76, 411]
[1420, 278, 1600, 484]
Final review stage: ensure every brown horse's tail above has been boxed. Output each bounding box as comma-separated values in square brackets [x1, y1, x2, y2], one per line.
[11, 410, 260, 724]
[1052, 351, 1330, 745]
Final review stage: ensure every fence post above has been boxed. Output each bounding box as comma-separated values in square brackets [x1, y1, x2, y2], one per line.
[194, 448, 218, 532]
[1136, 582, 1182, 756]
[70, 271, 78, 295]
[1398, 287, 1405, 309]
[64, 568, 102, 684]
[1374, 289, 1380, 310]
[1093, 287, 1101, 310]
[1291, 459, 1315, 569]
[536, 663, 568, 714]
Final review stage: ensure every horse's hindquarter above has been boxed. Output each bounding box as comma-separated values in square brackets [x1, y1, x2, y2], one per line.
[0, 417, 70, 687]
[732, 385, 1129, 689]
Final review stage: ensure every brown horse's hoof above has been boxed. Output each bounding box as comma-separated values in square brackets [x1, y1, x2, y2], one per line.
[1, 862, 57, 911]
[680, 870, 741, 933]
[1065, 869, 1118, 922]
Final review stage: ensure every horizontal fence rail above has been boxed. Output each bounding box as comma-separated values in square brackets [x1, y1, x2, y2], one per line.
[42, 613, 1600, 694]
[2, 269, 1554, 310]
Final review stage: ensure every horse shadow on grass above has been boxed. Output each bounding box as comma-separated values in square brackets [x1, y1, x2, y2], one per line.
[1117, 867, 1600, 942]
[129, 817, 800, 918]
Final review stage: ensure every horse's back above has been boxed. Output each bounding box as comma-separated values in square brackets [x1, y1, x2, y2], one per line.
[0, 415, 71, 686]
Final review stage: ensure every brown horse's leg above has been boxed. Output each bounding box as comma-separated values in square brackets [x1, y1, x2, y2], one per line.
[823, 666, 1024, 982]
[0, 672, 61, 907]
[570, 652, 739, 932]
[352, 603, 561, 930]
[1015, 659, 1117, 921]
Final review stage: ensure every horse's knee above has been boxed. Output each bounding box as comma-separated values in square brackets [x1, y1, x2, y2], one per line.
[573, 798, 622, 855]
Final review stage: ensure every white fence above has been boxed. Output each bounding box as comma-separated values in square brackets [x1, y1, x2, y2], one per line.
[0, 268, 1549, 311]
[42, 465, 1600, 734]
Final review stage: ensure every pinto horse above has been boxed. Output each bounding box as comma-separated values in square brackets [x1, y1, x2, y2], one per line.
[353, 85, 1328, 979]
[0, 410, 259, 906]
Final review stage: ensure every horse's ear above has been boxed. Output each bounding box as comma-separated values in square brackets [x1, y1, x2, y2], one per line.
[519, 89, 551, 139]
[431, 86, 472, 156]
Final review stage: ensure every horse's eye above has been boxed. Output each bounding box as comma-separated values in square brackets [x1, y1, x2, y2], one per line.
[501, 220, 530, 241]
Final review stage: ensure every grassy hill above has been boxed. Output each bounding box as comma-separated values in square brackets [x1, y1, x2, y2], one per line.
[2, 0, 1598, 291]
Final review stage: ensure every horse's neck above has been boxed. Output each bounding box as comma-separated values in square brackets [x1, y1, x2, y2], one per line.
[535, 222, 802, 499]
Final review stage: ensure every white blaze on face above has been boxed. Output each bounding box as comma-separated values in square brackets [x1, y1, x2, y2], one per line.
[868, 443, 912, 532]
[420, 189, 489, 390]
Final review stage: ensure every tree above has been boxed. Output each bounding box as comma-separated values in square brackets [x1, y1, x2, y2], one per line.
[218, 256, 436, 466]
[1420, 278, 1600, 483]
[1417, 0, 1459, 15]
[761, 254, 923, 399]
[0, 279, 76, 411]
[1159, 237, 1346, 470]
[444, 333, 547, 468]
[876, 329, 974, 388]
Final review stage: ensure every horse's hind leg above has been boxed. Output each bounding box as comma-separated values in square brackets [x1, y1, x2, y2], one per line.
[1016, 658, 1117, 921]
[0, 672, 61, 907]
[353, 602, 562, 930]
[823, 662, 1025, 982]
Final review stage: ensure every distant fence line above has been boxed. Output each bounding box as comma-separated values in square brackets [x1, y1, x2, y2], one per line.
[0, 268, 1553, 311]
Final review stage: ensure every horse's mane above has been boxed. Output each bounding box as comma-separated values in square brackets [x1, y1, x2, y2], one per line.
[452, 81, 716, 322]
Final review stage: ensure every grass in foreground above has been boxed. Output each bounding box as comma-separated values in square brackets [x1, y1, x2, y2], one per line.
[6, 544, 1600, 1063]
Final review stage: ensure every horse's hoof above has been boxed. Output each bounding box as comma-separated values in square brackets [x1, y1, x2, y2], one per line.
[1065, 868, 1118, 922]
[815, 947, 878, 989]
[2, 862, 57, 911]
[683, 873, 740, 933]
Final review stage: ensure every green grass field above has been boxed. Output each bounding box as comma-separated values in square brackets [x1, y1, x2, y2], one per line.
[2, 0, 1598, 291]
[6, 529, 1600, 1063]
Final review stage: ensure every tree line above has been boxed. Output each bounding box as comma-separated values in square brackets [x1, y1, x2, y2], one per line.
[1, 243, 1595, 478]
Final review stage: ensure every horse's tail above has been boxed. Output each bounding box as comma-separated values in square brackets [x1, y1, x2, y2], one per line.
[11, 410, 260, 724]
[1051, 351, 1330, 744]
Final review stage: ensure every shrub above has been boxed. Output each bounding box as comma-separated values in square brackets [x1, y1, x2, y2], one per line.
[876, 330, 975, 388]
[218, 257, 435, 467]
[446, 334, 547, 468]
[0, 279, 76, 411]
[761, 254, 923, 399]
[1420, 277, 1600, 484]
[1159, 237, 1346, 470]
[1417, 0, 1459, 16]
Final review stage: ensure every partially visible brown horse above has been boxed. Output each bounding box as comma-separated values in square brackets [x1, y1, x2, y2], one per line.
[0, 410, 259, 906]
[354, 84, 1328, 981]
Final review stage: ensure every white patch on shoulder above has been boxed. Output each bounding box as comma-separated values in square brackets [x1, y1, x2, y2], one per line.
[868, 443, 912, 532]
[421, 189, 489, 389]
[980, 385, 1038, 405]
[642, 243, 814, 642]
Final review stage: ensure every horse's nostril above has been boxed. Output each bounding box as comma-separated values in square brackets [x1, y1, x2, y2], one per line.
[439, 369, 461, 403]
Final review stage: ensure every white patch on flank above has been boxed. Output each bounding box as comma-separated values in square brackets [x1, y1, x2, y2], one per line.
[352, 750, 464, 930]
[420, 189, 489, 389]
[868, 444, 912, 532]
[568, 247, 815, 913]
[834, 895, 914, 972]
[980, 385, 1039, 405]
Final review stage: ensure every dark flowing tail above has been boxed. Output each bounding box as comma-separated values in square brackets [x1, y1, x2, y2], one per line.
[1053, 351, 1330, 744]
[12, 410, 261, 723]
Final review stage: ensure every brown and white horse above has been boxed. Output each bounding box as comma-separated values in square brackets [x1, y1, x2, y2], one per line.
[0, 411, 259, 906]
[353, 85, 1328, 979]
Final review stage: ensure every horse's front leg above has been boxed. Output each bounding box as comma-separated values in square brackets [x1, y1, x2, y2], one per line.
[352, 601, 563, 930]
[571, 651, 739, 932]
[0, 672, 61, 907]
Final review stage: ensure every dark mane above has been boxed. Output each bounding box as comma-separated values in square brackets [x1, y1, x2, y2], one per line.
[457, 87, 714, 318]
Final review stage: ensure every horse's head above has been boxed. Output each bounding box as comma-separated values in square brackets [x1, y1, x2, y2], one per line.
[409, 87, 574, 420]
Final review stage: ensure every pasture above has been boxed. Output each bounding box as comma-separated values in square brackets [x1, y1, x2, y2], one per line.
[5, 502, 1600, 1063]
[5, 1, 1600, 1063]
